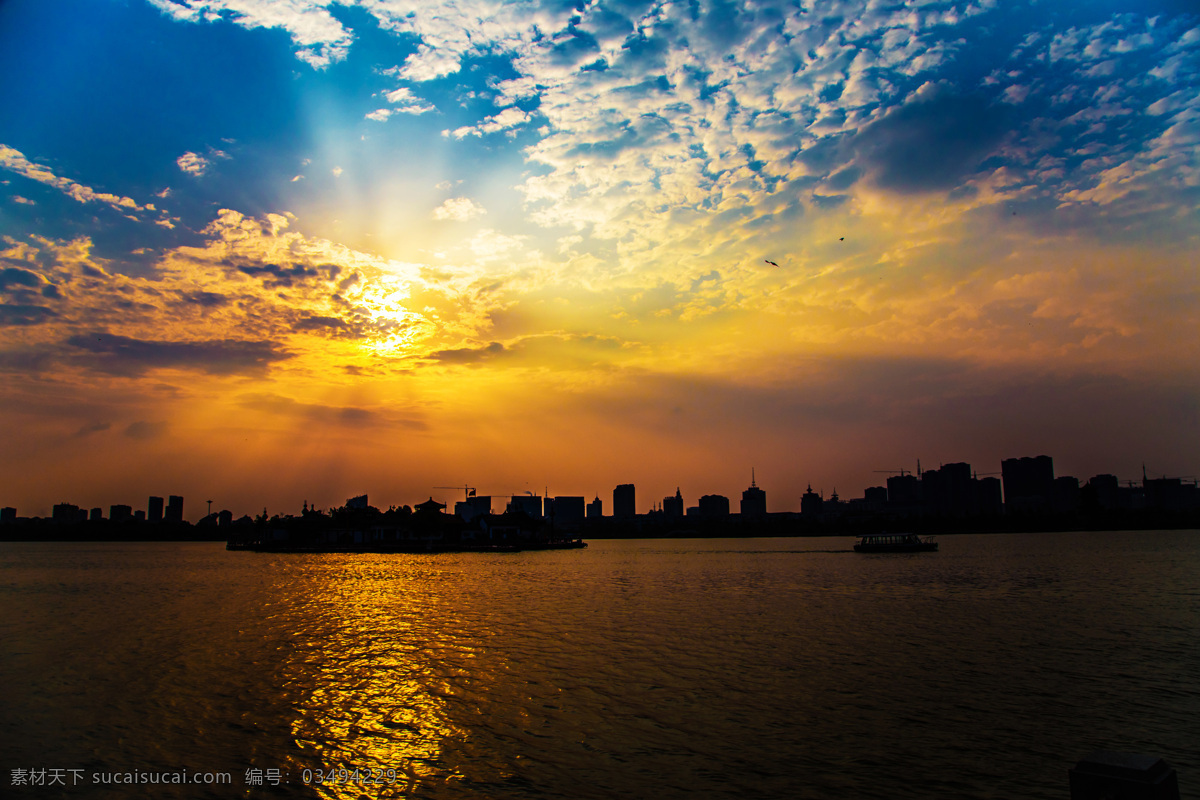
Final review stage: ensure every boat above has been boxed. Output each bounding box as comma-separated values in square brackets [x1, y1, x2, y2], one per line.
[853, 532, 937, 553]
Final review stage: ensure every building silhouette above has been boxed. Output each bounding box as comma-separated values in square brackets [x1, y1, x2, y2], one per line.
[663, 488, 684, 518]
[110, 504, 133, 523]
[921, 462, 973, 516]
[455, 495, 491, 522]
[800, 485, 823, 516]
[548, 496, 585, 524]
[148, 496, 164, 523]
[53, 503, 85, 524]
[740, 471, 766, 517]
[613, 484, 636, 518]
[508, 494, 542, 517]
[698, 494, 730, 518]
[1002, 456, 1054, 512]
[586, 496, 603, 518]
[886, 473, 920, 508]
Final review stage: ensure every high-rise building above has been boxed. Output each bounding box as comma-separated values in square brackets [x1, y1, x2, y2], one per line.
[455, 495, 491, 521]
[663, 488, 684, 518]
[549, 496, 585, 524]
[53, 503, 80, 524]
[886, 473, 920, 507]
[740, 471, 766, 517]
[148, 496, 164, 523]
[973, 477, 1003, 516]
[800, 485, 823, 516]
[613, 484, 636, 518]
[586, 496, 603, 518]
[166, 495, 184, 523]
[698, 494, 730, 517]
[921, 462, 972, 516]
[1001, 456, 1054, 512]
[110, 504, 133, 523]
[0, 507, 15, 524]
[508, 494, 542, 517]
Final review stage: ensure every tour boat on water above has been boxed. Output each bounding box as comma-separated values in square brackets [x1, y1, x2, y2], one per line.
[853, 532, 938, 553]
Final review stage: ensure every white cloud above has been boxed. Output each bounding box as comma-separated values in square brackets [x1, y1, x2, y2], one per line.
[451, 106, 531, 139]
[367, 87, 436, 121]
[433, 197, 486, 221]
[177, 151, 210, 176]
[332, 166, 343, 177]
[0, 143, 157, 215]
[145, 0, 354, 68]
[177, 148, 229, 176]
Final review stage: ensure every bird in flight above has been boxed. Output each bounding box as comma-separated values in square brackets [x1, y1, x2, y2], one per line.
[764, 259, 779, 267]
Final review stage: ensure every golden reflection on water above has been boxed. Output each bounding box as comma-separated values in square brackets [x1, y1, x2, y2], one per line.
[269, 556, 484, 799]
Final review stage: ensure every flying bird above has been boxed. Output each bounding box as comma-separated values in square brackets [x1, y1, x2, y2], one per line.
[764, 259, 779, 267]
[839, 237, 844, 241]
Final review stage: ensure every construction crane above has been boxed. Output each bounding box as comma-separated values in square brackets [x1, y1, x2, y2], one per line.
[434, 485, 476, 503]
[873, 469, 912, 476]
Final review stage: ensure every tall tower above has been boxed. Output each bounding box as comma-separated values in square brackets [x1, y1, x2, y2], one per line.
[613, 484, 636, 518]
[740, 469, 767, 517]
[166, 495, 184, 523]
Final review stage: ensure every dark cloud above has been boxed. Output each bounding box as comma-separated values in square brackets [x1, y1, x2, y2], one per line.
[618, 30, 670, 70]
[853, 92, 1012, 193]
[124, 420, 168, 440]
[0, 347, 56, 372]
[551, 27, 600, 66]
[0, 267, 43, 290]
[0, 304, 56, 326]
[73, 421, 112, 437]
[700, 0, 745, 47]
[179, 290, 230, 308]
[295, 314, 353, 334]
[234, 261, 339, 288]
[825, 166, 861, 191]
[237, 393, 426, 430]
[810, 192, 849, 208]
[429, 341, 506, 364]
[65, 332, 291, 375]
[580, 7, 633, 40]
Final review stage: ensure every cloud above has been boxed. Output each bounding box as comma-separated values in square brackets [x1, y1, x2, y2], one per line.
[379, 87, 437, 116]
[145, 0, 354, 68]
[236, 392, 427, 429]
[0, 143, 158, 215]
[428, 341, 506, 365]
[176, 149, 229, 176]
[0, 304, 57, 326]
[449, 106, 532, 139]
[65, 332, 291, 376]
[124, 419, 168, 440]
[432, 197, 487, 221]
[0, 266, 46, 291]
[73, 421, 112, 438]
[852, 90, 1012, 193]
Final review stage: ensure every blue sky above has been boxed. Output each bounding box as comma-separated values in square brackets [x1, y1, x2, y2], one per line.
[1, 0, 1198, 515]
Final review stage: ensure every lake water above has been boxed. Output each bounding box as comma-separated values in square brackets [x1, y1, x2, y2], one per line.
[2, 532, 1198, 799]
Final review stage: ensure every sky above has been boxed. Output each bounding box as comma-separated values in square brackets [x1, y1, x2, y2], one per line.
[1, 0, 1198, 519]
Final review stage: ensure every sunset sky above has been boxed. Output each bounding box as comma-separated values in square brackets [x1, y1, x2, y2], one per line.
[2, 0, 1198, 519]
